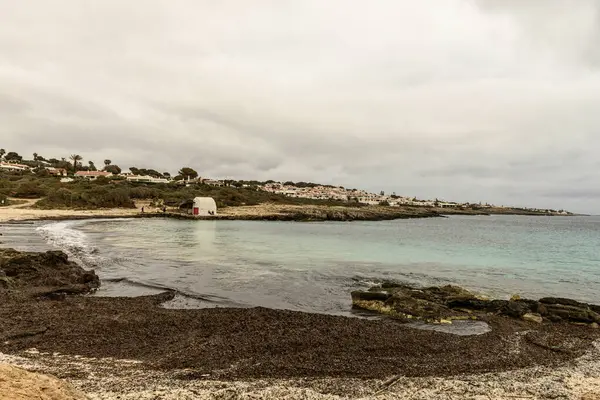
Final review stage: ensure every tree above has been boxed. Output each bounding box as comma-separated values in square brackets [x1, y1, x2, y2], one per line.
[70, 154, 83, 171]
[129, 167, 140, 175]
[380, 191, 385, 196]
[163, 172, 171, 178]
[104, 165, 121, 174]
[33, 152, 38, 161]
[0, 149, 5, 160]
[104, 159, 112, 166]
[139, 168, 162, 178]
[88, 161, 97, 171]
[178, 167, 198, 180]
[5, 152, 22, 162]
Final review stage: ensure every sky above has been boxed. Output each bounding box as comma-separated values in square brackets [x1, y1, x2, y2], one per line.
[1, 0, 599, 213]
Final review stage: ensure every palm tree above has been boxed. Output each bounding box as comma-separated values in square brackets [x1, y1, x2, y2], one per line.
[104, 159, 111, 166]
[70, 154, 83, 171]
[33, 152, 38, 161]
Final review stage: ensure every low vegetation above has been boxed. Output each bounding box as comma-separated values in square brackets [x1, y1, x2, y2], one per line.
[0, 171, 349, 209]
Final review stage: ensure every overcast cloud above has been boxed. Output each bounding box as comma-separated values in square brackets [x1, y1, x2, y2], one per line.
[1, 0, 599, 213]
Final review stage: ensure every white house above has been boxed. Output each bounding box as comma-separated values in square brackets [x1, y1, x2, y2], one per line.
[0, 162, 31, 172]
[126, 175, 169, 184]
[74, 171, 113, 180]
[193, 197, 217, 216]
[202, 179, 225, 187]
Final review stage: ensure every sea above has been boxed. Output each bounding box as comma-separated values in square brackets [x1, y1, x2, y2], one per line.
[2, 215, 600, 316]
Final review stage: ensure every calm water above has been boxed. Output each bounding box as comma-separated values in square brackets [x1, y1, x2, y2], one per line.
[2, 216, 600, 314]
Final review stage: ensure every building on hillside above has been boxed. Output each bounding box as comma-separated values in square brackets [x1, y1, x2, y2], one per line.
[202, 179, 225, 187]
[126, 175, 169, 184]
[46, 167, 68, 176]
[179, 197, 217, 216]
[0, 162, 31, 172]
[437, 202, 459, 208]
[74, 171, 113, 180]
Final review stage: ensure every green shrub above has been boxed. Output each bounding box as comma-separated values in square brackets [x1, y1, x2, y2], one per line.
[13, 181, 48, 198]
[36, 185, 135, 209]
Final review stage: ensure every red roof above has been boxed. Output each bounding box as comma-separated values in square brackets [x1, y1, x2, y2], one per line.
[74, 171, 112, 176]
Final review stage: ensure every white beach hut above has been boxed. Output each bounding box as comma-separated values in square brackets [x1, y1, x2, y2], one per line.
[192, 197, 217, 216]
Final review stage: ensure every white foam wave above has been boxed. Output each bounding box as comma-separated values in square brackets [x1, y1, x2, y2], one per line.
[36, 221, 98, 267]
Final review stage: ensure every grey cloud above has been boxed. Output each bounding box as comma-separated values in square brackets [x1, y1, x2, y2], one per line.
[1, 0, 600, 213]
[538, 188, 600, 200]
[0, 94, 30, 116]
[475, 0, 600, 67]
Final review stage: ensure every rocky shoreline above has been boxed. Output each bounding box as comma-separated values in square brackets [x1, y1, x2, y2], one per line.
[2, 248, 600, 399]
[24, 204, 443, 222]
[352, 283, 600, 328]
[2, 200, 580, 225]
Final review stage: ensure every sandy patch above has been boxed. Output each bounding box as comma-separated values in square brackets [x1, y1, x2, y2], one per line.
[0, 362, 85, 400]
[0, 198, 145, 223]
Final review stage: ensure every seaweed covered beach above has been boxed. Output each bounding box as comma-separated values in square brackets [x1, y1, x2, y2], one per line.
[1, 248, 599, 399]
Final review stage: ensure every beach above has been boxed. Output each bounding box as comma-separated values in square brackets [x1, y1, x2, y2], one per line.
[2, 285, 600, 399]
[2, 339, 600, 399]
[1, 244, 600, 399]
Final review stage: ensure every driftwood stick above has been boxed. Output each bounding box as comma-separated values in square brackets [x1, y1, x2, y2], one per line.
[373, 375, 403, 396]
[3, 327, 48, 341]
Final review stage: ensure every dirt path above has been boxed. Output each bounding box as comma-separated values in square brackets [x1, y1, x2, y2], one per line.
[6, 198, 41, 209]
[0, 199, 148, 223]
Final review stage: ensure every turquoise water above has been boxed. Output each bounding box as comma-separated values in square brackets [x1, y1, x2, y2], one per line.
[6, 215, 600, 314]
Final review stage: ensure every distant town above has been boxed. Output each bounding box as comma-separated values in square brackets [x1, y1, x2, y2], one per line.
[0, 149, 571, 215]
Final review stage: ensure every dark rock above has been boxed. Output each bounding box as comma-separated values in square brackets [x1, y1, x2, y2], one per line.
[532, 302, 548, 316]
[545, 304, 599, 324]
[80, 271, 100, 287]
[539, 297, 587, 308]
[0, 248, 100, 296]
[516, 299, 539, 308]
[351, 291, 391, 302]
[488, 300, 509, 312]
[547, 314, 563, 322]
[447, 298, 492, 310]
[386, 294, 453, 319]
[381, 281, 405, 289]
[501, 301, 532, 318]
[351, 281, 600, 327]
[42, 250, 69, 265]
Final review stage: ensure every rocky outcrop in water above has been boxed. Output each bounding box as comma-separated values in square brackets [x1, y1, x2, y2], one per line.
[351, 283, 600, 327]
[141, 205, 443, 222]
[0, 248, 99, 296]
